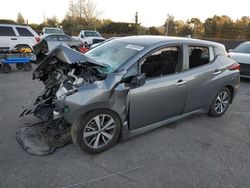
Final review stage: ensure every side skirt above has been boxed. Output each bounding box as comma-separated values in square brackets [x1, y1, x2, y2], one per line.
[122, 108, 208, 140]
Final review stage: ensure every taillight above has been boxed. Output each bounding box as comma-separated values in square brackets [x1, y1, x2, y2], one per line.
[35, 37, 40, 43]
[227, 63, 240, 70]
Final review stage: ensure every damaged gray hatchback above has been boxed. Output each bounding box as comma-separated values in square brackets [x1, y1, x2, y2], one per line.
[20, 36, 240, 154]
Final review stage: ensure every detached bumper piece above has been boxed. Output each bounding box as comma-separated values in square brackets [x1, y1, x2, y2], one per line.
[16, 119, 72, 155]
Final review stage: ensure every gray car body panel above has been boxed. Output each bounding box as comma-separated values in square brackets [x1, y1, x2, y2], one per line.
[53, 36, 239, 138]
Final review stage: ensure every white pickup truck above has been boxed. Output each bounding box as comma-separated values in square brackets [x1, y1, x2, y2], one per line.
[76, 30, 105, 46]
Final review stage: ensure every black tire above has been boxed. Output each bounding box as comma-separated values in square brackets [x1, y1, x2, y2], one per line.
[209, 87, 232, 117]
[71, 110, 121, 154]
[23, 63, 32, 71]
[2, 64, 11, 73]
[16, 63, 24, 70]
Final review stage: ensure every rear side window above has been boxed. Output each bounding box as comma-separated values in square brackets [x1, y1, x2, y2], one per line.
[188, 46, 210, 69]
[0, 26, 16, 36]
[16, 27, 34, 36]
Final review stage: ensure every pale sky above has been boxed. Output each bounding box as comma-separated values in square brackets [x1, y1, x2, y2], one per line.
[0, 0, 249, 27]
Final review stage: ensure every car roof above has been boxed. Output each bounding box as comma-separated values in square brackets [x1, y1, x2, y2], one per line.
[0, 24, 31, 28]
[43, 27, 62, 29]
[116, 35, 223, 47]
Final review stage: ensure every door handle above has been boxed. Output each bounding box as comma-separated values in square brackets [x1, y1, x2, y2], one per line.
[176, 80, 187, 86]
[213, 69, 222, 75]
[11, 38, 17, 40]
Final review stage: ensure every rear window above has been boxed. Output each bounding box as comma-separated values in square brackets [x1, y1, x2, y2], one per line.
[16, 27, 34, 37]
[0, 26, 16, 36]
[234, 42, 250, 53]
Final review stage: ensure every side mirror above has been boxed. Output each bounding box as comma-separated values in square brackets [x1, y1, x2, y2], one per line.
[130, 73, 146, 88]
[81, 34, 85, 38]
[228, 49, 234, 52]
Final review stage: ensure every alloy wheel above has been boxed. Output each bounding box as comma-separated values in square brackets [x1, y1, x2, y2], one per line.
[83, 114, 116, 149]
[214, 91, 229, 114]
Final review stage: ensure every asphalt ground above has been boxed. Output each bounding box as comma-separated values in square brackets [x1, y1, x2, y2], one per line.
[0, 66, 250, 188]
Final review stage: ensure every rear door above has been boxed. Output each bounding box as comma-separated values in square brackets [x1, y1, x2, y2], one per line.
[15, 27, 36, 47]
[0, 26, 17, 51]
[183, 45, 222, 113]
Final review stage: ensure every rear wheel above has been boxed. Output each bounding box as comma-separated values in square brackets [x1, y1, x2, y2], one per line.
[2, 64, 11, 73]
[209, 87, 231, 117]
[23, 63, 32, 71]
[71, 110, 121, 153]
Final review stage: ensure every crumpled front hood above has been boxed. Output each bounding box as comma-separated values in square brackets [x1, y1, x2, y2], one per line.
[32, 39, 106, 80]
[33, 39, 101, 66]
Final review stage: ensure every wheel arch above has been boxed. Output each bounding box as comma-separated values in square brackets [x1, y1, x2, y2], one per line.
[225, 85, 234, 103]
[13, 44, 33, 52]
[71, 108, 123, 145]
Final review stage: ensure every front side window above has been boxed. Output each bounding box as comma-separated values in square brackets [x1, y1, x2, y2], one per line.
[16, 27, 33, 36]
[188, 46, 210, 69]
[0, 26, 16, 36]
[58, 35, 71, 41]
[46, 35, 58, 41]
[141, 46, 181, 79]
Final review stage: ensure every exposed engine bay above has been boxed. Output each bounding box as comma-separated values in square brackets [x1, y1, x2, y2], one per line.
[21, 41, 107, 122]
[17, 40, 108, 155]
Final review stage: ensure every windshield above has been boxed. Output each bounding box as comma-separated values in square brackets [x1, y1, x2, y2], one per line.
[85, 31, 101, 37]
[234, 42, 250, 53]
[85, 40, 144, 73]
[45, 28, 64, 34]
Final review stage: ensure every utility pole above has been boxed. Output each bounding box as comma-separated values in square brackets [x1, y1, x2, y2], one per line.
[43, 12, 46, 25]
[165, 20, 169, 36]
[71, 0, 74, 18]
[135, 12, 138, 24]
[79, 0, 82, 19]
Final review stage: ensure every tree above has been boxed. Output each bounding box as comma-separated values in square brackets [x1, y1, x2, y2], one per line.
[188, 18, 204, 38]
[46, 16, 59, 27]
[164, 15, 176, 36]
[17, 12, 25, 24]
[0, 19, 16, 24]
[147, 27, 160, 35]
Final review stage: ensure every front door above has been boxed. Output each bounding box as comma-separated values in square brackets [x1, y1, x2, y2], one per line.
[128, 46, 188, 130]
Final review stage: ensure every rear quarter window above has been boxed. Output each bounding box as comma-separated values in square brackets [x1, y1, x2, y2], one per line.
[16, 27, 34, 37]
[0, 26, 16, 36]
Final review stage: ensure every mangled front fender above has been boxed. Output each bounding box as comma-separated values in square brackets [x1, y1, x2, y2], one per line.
[55, 72, 129, 125]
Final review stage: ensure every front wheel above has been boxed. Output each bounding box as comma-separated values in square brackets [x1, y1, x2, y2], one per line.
[71, 110, 121, 153]
[209, 87, 232, 117]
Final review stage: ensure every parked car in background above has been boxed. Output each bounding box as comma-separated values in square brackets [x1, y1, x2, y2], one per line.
[41, 27, 64, 36]
[0, 24, 40, 52]
[228, 41, 250, 78]
[23, 36, 240, 153]
[41, 34, 86, 52]
[90, 37, 118, 49]
[76, 30, 105, 45]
